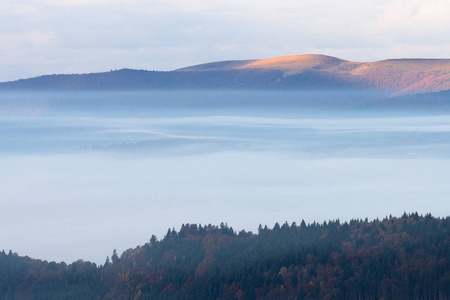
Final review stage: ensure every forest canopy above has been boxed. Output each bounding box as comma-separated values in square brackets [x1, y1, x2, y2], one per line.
[1, 213, 450, 299]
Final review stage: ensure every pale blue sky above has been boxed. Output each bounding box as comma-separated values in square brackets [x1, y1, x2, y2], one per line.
[1, 0, 449, 81]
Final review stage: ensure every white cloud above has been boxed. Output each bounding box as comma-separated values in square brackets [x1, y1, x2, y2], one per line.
[0, 1, 42, 21]
[33, 0, 130, 7]
[373, 0, 450, 39]
[0, 0, 449, 81]
[0, 30, 55, 47]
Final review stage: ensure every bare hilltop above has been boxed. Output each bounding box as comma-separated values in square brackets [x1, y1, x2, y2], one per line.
[2, 54, 450, 95]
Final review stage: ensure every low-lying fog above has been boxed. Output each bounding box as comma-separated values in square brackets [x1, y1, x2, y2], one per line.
[1, 90, 450, 264]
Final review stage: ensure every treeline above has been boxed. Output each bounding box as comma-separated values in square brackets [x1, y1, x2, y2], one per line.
[2, 213, 450, 299]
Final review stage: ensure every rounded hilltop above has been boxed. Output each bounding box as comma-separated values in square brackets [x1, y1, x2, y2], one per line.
[237, 54, 351, 74]
[177, 54, 355, 75]
[2, 54, 450, 95]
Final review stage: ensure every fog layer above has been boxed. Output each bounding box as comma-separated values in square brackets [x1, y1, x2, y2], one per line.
[1, 91, 450, 264]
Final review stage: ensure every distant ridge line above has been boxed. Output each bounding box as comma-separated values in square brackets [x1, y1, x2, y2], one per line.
[1, 54, 450, 95]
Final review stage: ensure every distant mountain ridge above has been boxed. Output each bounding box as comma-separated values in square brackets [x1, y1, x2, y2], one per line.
[1, 54, 450, 95]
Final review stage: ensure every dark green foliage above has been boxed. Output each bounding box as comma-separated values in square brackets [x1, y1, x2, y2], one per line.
[2, 214, 450, 299]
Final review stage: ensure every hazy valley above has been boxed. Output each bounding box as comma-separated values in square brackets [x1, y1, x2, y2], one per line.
[2, 54, 450, 299]
[2, 89, 450, 266]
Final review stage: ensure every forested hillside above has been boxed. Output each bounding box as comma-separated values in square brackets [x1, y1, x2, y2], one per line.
[2, 55, 450, 95]
[2, 213, 450, 299]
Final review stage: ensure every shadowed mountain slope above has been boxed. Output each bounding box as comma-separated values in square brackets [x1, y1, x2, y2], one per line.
[1, 54, 450, 95]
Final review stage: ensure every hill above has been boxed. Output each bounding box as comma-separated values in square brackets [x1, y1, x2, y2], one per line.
[1, 55, 450, 95]
[1, 213, 450, 299]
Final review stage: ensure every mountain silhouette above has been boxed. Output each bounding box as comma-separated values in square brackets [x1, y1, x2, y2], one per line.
[1, 54, 450, 95]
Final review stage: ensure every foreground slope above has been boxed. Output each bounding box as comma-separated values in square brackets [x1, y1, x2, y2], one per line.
[1, 54, 450, 95]
[1, 213, 450, 299]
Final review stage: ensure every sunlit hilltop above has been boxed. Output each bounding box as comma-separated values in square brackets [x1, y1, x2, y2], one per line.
[182, 54, 450, 95]
[2, 54, 450, 95]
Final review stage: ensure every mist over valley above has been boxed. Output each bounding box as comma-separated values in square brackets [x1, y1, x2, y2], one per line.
[2, 90, 450, 265]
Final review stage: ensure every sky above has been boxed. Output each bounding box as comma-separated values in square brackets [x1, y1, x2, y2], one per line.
[0, 0, 450, 82]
